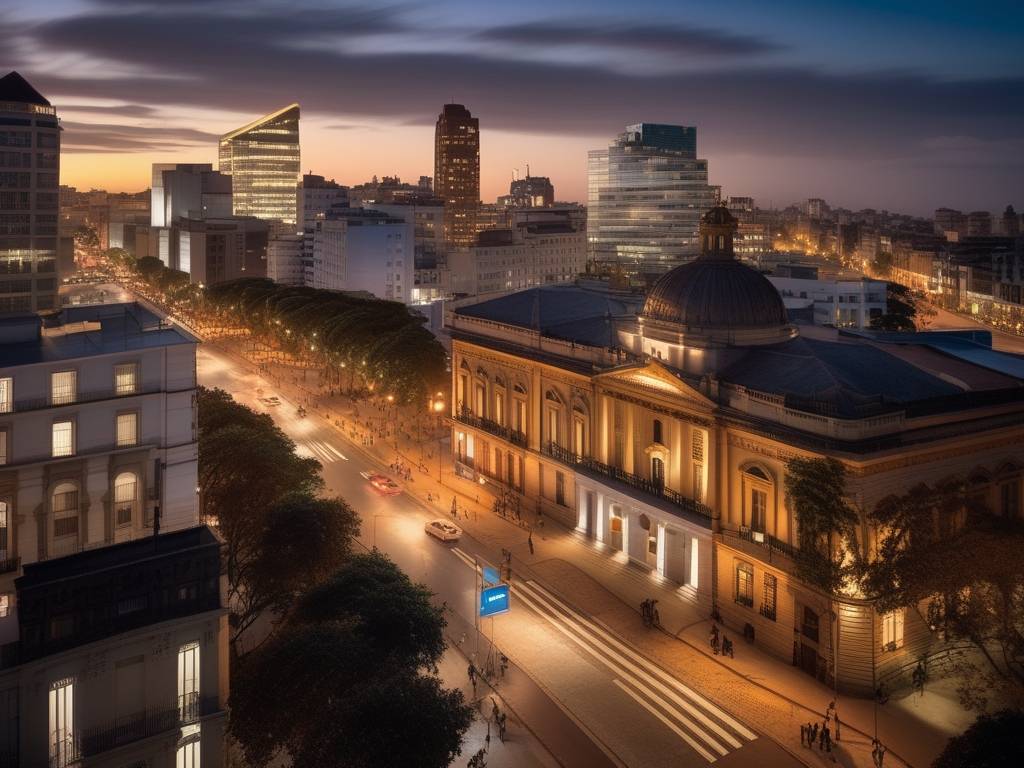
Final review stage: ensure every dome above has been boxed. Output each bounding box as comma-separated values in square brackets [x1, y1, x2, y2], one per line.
[641, 205, 790, 333]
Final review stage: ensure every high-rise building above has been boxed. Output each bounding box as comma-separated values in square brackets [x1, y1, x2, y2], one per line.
[1000, 205, 1020, 237]
[934, 207, 967, 237]
[434, 104, 480, 248]
[0, 302, 228, 767]
[498, 173, 555, 208]
[218, 104, 300, 224]
[967, 210, 992, 237]
[297, 174, 348, 284]
[0, 72, 60, 315]
[587, 123, 719, 273]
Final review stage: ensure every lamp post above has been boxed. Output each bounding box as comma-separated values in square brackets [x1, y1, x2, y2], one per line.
[429, 393, 446, 482]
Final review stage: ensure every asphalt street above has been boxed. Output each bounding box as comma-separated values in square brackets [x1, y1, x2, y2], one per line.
[197, 345, 789, 768]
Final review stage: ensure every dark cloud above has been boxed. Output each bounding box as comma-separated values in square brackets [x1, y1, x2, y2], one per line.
[477, 21, 783, 57]
[60, 121, 222, 153]
[57, 103, 158, 117]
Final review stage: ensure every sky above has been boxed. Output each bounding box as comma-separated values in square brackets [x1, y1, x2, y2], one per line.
[4, 0, 1024, 216]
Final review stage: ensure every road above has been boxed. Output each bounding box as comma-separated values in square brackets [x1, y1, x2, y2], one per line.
[925, 305, 1024, 355]
[197, 344, 792, 768]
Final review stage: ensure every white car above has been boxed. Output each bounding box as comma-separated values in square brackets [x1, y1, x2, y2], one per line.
[425, 519, 462, 542]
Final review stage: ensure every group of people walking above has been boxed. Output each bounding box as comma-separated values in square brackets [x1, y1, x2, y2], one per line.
[800, 700, 841, 762]
[708, 623, 734, 657]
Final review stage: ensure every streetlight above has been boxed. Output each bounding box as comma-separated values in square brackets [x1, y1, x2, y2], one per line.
[429, 393, 446, 482]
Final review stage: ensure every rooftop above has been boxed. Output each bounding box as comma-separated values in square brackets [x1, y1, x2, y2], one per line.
[0, 71, 50, 106]
[0, 302, 196, 368]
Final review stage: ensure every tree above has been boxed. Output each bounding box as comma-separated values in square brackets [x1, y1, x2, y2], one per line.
[784, 457, 861, 594]
[235, 492, 360, 647]
[866, 479, 1024, 709]
[197, 387, 325, 652]
[135, 255, 166, 284]
[870, 251, 893, 279]
[230, 552, 473, 768]
[932, 708, 1024, 768]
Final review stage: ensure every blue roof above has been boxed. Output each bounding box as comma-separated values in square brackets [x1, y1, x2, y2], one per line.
[456, 285, 642, 347]
[842, 328, 1024, 380]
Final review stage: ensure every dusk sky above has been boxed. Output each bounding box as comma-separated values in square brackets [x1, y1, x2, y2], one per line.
[5, 0, 1023, 215]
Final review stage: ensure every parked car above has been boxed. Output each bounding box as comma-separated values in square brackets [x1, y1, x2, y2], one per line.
[360, 471, 401, 496]
[425, 519, 462, 542]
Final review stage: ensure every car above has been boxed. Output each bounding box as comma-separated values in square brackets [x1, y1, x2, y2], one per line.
[360, 471, 401, 495]
[425, 519, 462, 542]
[258, 396, 281, 407]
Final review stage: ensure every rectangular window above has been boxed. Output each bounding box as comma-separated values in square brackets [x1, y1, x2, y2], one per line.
[735, 561, 753, 607]
[1001, 481, 1020, 517]
[178, 641, 200, 720]
[49, 678, 75, 768]
[881, 609, 905, 651]
[52, 420, 73, 457]
[494, 392, 504, 426]
[0, 594, 8, 618]
[0, 428, 7, 466]
[0, 377, 10, 413]
[114, 363, 138, 395]
[177, 737, 201, 768]
[0, 503, 7, 559]
[116, 413, 138, 447]
[761, 573, 777, 621]
[751, 488, 767, 533]
[555, 471, 566, 507]
[50, 371, 76, 405]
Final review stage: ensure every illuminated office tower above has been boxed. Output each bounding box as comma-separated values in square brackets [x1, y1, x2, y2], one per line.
[0, 71, 60, 315]
[434, 104, 479, 248]
[218, 103, 300, 224]
[587, 123, 719, 273]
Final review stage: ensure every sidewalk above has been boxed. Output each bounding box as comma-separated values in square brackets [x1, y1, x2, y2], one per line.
[208, 339, 950, 768]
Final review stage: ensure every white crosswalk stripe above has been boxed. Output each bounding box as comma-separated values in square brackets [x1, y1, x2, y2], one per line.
[443, 549, 756, 762]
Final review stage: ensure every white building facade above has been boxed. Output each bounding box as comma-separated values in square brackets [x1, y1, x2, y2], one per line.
[767, 276, 887, 328]
[311, 211, 413, 302]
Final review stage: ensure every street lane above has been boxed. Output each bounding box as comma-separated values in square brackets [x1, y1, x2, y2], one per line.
[197, 344, 769, 767]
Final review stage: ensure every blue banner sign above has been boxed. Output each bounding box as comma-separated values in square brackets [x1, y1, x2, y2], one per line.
[479, 584, 511, 617]
[482, 565, 501, 587]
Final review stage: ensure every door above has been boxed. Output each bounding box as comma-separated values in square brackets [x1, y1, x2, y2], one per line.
[800, 644, 819, 677]
[609, 510, 623, 551]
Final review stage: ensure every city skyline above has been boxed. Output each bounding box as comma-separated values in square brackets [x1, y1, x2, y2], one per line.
[5, 0, 1023, 215]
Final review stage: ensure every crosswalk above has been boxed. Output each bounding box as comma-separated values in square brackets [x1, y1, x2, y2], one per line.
[447, 547, 755, 763]
[299, 439, 347, 463]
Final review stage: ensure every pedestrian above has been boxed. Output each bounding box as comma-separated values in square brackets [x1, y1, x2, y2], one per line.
[819, 722, 828, 752]
[709, 624, 719, 654]
[809, 722, 818, 747]
[499, 653, 509, 679]
[871, 738, 886, 768]
[800, 723, 806, 747]
[491, 698, 500, 725]
[498, 712, 507, 742]
[468, 662, 476, 684]
[485, 721, 491, 753]
[528, 531, 534, 555]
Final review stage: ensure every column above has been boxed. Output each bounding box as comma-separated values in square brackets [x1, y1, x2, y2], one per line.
[17, 465, 44, 563]
[85, 455, 110, 546]
[656, 522, 667, 576]
[595, 493, 606, 543]
[576, 489, 589, 533]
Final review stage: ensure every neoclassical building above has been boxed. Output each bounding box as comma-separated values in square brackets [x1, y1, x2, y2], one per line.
[448, 206, 1024, 693]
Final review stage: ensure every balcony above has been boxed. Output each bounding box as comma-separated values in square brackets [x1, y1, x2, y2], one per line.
[736, 525, 799, 562]
[78, 694, 220, 758]
[456, 408, 528, 448]
[544, 442, 714, 522]
[0, 556, 20, 575]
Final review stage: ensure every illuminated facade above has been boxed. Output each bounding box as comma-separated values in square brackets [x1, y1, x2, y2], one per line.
[434, 104, 479, 248]
[587, 123, 719, 273]
[218, 104, 300, 224]
[0, 72, 60, 315]
[449, 206, 1024, 693]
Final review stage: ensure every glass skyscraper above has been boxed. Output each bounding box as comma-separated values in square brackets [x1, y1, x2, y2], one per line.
[434, 104, 480, 248]
[219, 103, 300, 224]
[587, 123, 719, 274]
[0, 71, 60, 315]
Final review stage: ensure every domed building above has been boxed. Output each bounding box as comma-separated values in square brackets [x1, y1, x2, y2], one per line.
[619, 205, 796, 374]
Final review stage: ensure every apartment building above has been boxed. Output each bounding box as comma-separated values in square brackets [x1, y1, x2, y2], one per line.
[0, 302, 227, 767]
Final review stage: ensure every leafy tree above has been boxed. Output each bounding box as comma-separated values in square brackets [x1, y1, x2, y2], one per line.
[932, 708, 1024, 768]
[870, 281, 934, 331]
[197, 387, 324, 652]
[134, 255, 166, 284]
[784, 457, 861, 594]
[230, 552, 473, 768]
[867, 479, 1024, 708]
[870, 251, 893, 278]
[236, 492, 360, 646]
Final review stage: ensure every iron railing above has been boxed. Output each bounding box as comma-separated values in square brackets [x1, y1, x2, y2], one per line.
[737, 526, 799, 561]
[456, 408, 528, 448]
[77, 694, 219, 758]
[0, 556, 20, 575]
[544, 442, 714, 521]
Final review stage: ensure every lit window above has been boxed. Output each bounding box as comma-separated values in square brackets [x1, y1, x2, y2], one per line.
[0, 377, 11, 413]
[761, 573, 777, 621]
[113, 472, 138, 527]
[49, 678, 74, 768]
[0, 500, 8, 561]
[0, 594, 9, 618]
[114, 363, 138, 395]
[735, 561, 753, 607]
[52, 420, 74, 457]
[881, 609, 905, 651]
[176, 736, 201, 768]
[50, 371, 76, 406]
[52, 483, 79, 541]
[178, 641, 201, 720]
[750, 488, 767, 533]
[116, 413, 138, 447]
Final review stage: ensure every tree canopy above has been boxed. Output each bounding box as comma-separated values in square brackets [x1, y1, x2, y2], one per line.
[784, 456, 860, 594]
[230, 552, 473, 768]
[932, 709, 1024, 768]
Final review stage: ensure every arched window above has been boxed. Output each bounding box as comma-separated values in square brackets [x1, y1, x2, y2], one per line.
[51, 481, 80, 555]
[114, 472, 139, 527]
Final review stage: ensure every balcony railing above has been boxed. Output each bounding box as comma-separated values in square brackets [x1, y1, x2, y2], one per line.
[0, 556, 20, 575]
[737, 525, 799, 561]
[78, 694, 219, 758]
[9, 384, 162, 415]
[456, 408, 528, 448]
[544, 442, 714, 521]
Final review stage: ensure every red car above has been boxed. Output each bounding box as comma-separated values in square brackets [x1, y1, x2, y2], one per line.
[360, 471, 401, 496]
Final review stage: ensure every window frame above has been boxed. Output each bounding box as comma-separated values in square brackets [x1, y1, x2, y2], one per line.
[735, 561, 754, 608]
[50, 370, 77, 406]
[114, 362, 138, 396]
[51, 419, 75, 458]
[880, 608, 905, 652]
[0, 377, 11, 413]
[116, 411, 139, 448]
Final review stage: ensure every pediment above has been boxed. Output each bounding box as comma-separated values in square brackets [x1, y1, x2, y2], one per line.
[597, 361, 714, 409]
